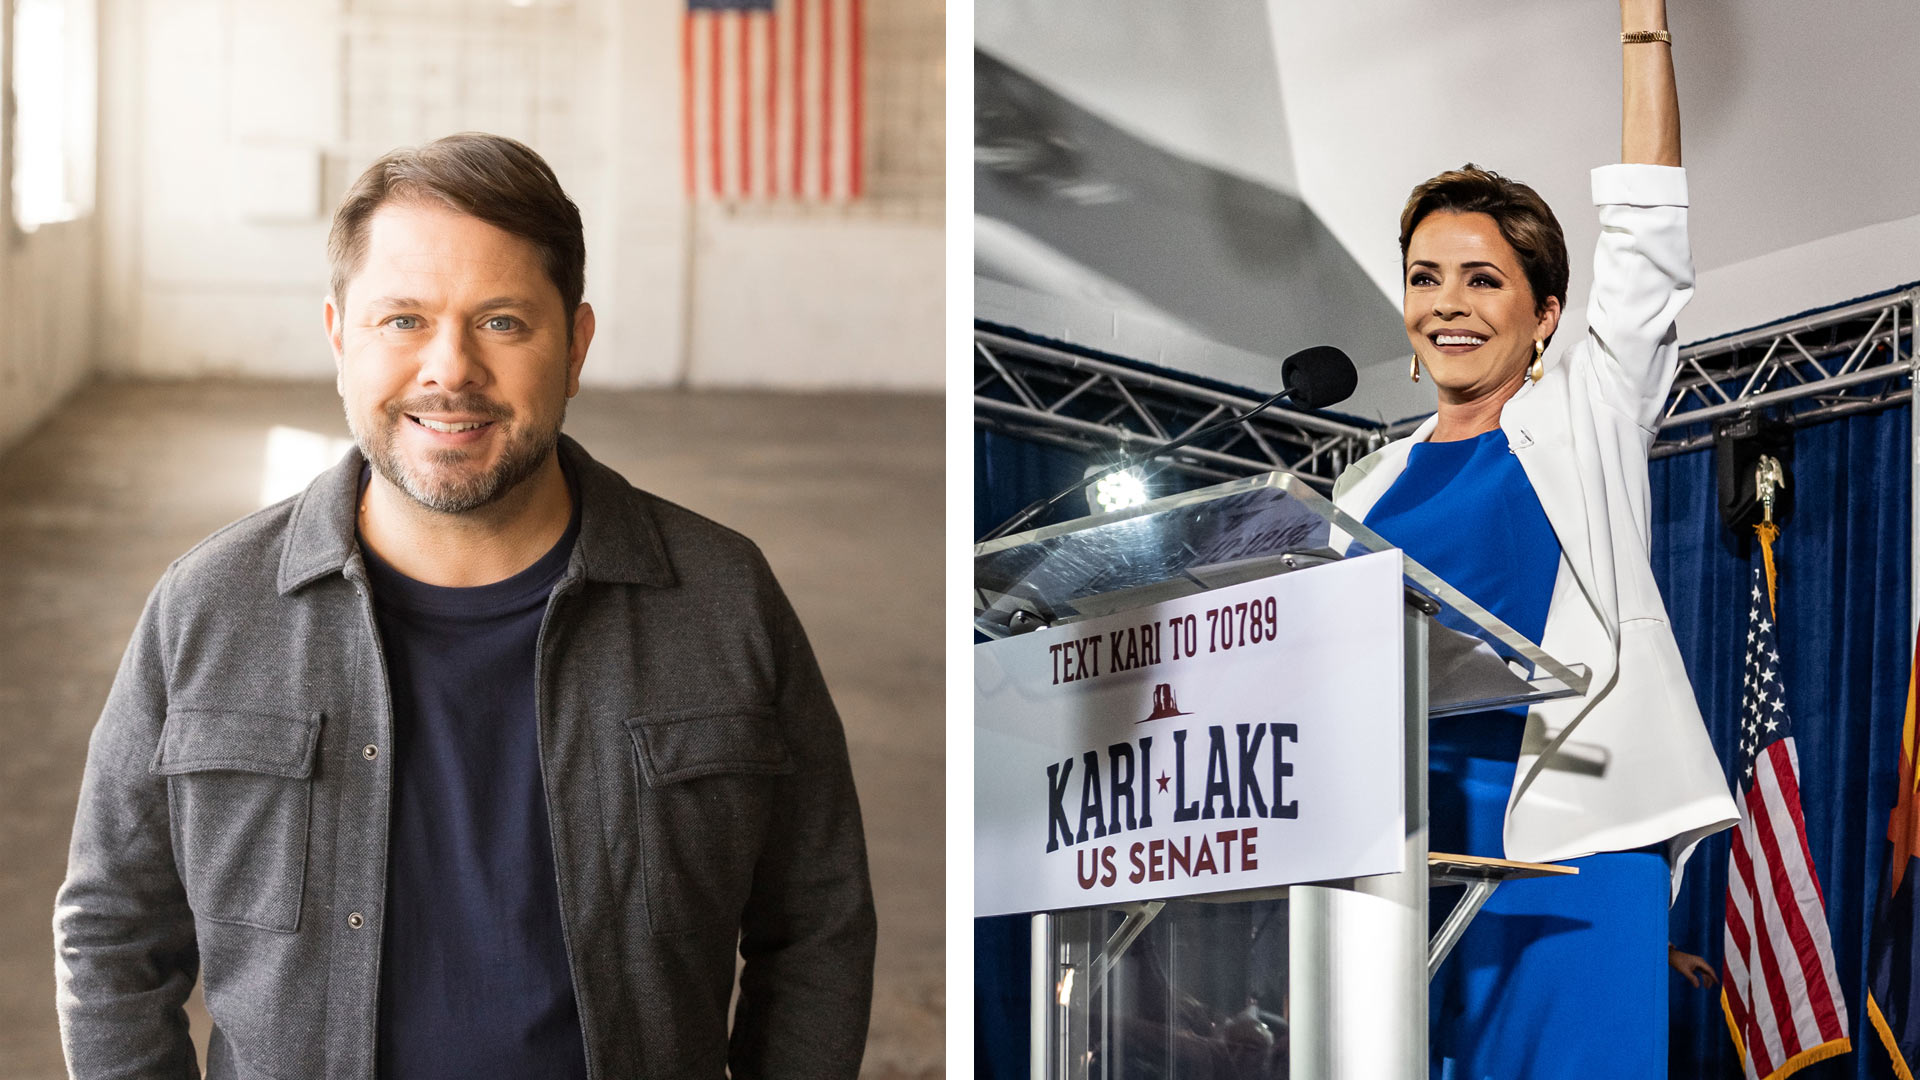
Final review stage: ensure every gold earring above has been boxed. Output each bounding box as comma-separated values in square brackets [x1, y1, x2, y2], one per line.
[1529, 340, 1545, 383]
[1410, 355, 1421, 383]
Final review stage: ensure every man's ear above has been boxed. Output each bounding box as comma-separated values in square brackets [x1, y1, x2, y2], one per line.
[324, 295, 347, 396]
[566, 302, 596, 398]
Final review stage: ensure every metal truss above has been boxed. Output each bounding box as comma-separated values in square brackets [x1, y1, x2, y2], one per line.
[1651, 288, 1919, 457]
[979, 287, 1920, 481]
[974, 328, 1384, 490]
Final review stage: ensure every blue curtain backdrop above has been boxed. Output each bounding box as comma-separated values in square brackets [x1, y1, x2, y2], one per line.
[974, 431, 1085, 1079]
[1657, 405, 1912, 1080]
[974, 432, 1092, 540]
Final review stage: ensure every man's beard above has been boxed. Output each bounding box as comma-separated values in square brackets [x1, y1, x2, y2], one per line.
[349, 394, 562, 515]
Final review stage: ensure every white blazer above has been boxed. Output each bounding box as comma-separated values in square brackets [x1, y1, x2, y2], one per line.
[1332, 164, 1738, 894]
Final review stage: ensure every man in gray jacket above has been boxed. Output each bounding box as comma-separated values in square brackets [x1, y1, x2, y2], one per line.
[54, 133, 875, 1079]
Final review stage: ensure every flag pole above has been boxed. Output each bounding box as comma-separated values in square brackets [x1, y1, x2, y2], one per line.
[1755, 454, 1785, 617]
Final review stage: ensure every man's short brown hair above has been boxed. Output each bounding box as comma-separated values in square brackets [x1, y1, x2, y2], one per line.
[1399, 164, 1568, 320]
[327, 132, 586, 315]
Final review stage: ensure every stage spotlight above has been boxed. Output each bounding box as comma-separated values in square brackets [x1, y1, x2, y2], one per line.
[1088, 466, 1148, 513]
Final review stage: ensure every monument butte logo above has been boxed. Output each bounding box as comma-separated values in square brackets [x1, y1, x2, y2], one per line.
[1142, 682, 1191, 723]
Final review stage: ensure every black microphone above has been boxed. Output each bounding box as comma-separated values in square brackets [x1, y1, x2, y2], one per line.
[978, 345, 1357, 542]
[1281, 345, 1358, 411]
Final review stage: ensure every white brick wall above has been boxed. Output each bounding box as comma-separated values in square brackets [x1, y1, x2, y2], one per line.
[94, 0, 941, 390]
[0, 218, 98, 453]
[0, 0, 98, 455]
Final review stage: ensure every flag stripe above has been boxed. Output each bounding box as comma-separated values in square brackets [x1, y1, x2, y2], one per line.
[737, 12, 752, 195]
[756, 12, 771, 195]
[1737, 823, 1789, 1075]
[818, 0, 833, 197]
[1776, 741, 1832, 909]
[694, 14, 713, 195]
[792, 0, 805, 195]
[681, 16, 697, 196]
[1724, 988, 1751, 1071]
[1726, 875, 1755, 989]
[1725, 877, 1755, 1033]
[1732, 824, 1793, 1073]
[1750, 755, 1820, 1057]
[1758, 768, 1820, 1053]
[848, 0, 863, 196]
[708, 14, 724, 197]
[1763, 742, 1852, 1032]
[1750, 755, 1839, 1049]
[1727, 864, 1755, 969]
[1724, 923, 1755, 1071]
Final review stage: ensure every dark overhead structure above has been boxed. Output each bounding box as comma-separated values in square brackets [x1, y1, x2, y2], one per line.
[973, 327, 1382, 491]
[1649, 287, 1918, 458]
[977, 286, 1919, 493]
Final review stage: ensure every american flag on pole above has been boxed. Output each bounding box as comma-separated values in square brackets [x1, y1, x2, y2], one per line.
[1721, 557, 1852, 1079]
[682, 0, 864, 202]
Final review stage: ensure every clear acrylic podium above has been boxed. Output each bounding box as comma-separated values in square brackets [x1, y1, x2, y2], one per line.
[974, 472, 1591, 1079]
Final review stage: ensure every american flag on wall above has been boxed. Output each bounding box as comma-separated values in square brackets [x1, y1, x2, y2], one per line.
[682, 0, 864, 201]
[1721, 560, 1852, 1079]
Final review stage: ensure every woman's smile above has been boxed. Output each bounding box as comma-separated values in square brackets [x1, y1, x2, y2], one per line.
[1430, 330, 1491, 354]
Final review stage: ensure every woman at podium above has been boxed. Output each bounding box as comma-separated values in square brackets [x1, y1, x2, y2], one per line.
[1330, 0, 1739, 1074]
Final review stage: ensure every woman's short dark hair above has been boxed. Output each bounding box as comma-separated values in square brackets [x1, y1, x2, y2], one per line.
[1399, 164, 1568, 318]
[327, 132, 586, 317]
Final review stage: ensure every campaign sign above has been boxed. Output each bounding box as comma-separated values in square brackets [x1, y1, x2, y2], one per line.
[975, 550, 1406, 916]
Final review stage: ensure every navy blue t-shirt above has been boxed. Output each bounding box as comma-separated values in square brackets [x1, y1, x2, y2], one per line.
[363, 486, 587, 1080]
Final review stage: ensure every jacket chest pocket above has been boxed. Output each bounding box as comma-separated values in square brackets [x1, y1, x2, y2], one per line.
[625, 707, 794, 935]
[150, 708, 322, 933]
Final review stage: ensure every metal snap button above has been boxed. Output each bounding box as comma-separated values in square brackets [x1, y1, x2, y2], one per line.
[347, 912, 365, 930]
[362, 744, 378, 760]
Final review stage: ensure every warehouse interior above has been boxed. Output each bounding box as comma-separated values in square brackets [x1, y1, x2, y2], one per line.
[0, 0, 943, 1076]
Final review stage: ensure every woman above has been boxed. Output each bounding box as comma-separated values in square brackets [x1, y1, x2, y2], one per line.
[1331, 0, 1739, 1074]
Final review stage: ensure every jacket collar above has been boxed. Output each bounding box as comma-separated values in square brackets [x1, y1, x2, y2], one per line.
[277, 433, 676, 594]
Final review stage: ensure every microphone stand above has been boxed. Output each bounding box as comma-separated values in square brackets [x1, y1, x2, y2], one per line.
[977, 381, 1310, 543]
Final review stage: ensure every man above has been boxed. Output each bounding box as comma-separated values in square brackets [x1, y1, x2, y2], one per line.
[54, 133, 875, 1079]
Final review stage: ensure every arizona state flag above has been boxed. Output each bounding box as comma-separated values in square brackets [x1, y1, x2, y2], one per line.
[1869, 634, 1920, 1079]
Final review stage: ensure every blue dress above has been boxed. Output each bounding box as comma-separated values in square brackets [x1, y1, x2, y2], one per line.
[1363, 429, 1667, 1080]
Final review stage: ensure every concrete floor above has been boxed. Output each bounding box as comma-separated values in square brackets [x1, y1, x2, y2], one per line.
[0, 380, 943, 1078]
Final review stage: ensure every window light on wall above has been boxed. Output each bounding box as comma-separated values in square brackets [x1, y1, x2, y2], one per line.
[13, 0, 77, 230]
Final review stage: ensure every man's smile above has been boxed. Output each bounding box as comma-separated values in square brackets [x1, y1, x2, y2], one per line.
[406, 413, 497, 435]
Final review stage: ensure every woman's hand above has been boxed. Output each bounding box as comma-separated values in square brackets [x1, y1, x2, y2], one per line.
[1669, 944, 1718, 988]
[1621, 0, 1680, 166]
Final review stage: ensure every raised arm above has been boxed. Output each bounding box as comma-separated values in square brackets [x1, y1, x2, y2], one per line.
[1621, 0, 1680, 166]
[1580, 0, 1692, 429]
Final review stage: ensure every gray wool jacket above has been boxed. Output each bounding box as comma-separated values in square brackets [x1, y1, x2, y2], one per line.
[54, 435, 876, 1080]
